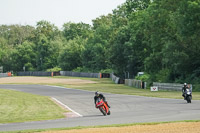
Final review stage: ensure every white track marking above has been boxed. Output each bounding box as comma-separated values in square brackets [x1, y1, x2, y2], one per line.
[51, 97, 82, 117]
[44, 85, 94, 93]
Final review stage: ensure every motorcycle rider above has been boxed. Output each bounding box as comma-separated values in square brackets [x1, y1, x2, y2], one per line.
[94, 91, 110, 108]
[182, 83, 189, 99]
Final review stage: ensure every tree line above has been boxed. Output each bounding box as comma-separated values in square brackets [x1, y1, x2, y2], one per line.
[0, 0, 200, 90]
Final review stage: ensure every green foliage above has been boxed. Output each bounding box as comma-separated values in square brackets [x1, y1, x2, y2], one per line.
[34, 21, 62, 71]
[58, 37, 86, 71]
[72, 67, 90, 72]
[135, 73, 150, 82]
[100, 69, 113, 73]
[46, 67, 62, 72]
[155, 69, 171, 83]
[12, 41, 36, 71]
[63, 22, 92, 41]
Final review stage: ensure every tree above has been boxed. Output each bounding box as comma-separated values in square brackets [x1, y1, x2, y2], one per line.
[81, 15, 113, 72]
[173, 0, 200, 81]
[0, 25, 35, 46]
[62, 22, 92, 41]
[34, 20, 61, 70]
[12, 41, 36, 71]
[58, 37, 86, 71]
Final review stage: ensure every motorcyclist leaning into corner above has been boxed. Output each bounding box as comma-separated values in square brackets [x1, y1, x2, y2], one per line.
[94, 91, 110, 108]
[182, 83, 189, 99]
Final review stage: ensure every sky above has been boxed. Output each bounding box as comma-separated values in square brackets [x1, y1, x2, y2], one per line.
[0, 0, 126, 28]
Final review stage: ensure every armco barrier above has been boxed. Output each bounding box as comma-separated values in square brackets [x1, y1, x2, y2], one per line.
[125, 79, 146, 89]
[17, 71, 52, 76]
[110, 73, 120, 84]
[0, 73, 8, 77]
[153, 82, 192, 91]
[60, 71, 100, 78]
[0, 72, 12, 78]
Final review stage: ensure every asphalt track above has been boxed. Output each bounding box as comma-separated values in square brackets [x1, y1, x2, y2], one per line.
[0, 84, 200, 132]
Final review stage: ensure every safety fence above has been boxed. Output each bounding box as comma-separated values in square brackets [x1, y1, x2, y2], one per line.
[110, 73, 120, 84]
[60, 71, 100, 78]
[17, 71, 52, 76]
[110, 73, 124, 84]
[153, 82, 192, 91]
[125, 79, 146, 89]
[0, 72, 12, 78]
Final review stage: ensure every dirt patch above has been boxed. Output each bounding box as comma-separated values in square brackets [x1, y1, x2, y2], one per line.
[39, 122, 200, 133]
[0, 77, 97, 85]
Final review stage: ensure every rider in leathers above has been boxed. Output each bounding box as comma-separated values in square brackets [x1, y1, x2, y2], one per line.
[182, 83, 189, 99]
[94, 91, 110, 108]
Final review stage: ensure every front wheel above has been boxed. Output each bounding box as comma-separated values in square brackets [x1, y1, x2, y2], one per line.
[107, 110, 111, 115]
[99, 107, 106, 116]
[187, 96, 192, 103]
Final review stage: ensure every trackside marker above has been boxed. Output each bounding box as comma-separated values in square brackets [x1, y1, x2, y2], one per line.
[51, 97, 83, 117]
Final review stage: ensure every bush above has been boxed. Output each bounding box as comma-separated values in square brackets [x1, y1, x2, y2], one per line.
[46, 67, 62, 72]
[72, 67, 90, 72]
[100, 69, 113, 73]
[135, 73, 150, 82]
[155, 69, 171, 83]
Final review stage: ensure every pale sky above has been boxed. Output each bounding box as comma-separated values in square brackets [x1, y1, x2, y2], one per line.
[0, 0, 126, 28]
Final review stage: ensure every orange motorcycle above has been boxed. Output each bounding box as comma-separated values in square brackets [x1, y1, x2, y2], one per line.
[96, 98, 110, 116]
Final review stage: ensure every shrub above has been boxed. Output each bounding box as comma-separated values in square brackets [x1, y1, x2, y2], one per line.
[46, 67, 62, 72]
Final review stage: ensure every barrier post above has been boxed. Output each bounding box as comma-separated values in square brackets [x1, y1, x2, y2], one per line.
[7, 72, 12, 76]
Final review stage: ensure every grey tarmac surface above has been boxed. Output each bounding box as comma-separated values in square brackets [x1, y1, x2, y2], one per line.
[0, 84, 200, 132]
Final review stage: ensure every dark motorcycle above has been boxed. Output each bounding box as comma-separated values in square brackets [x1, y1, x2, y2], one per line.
[96, 98, 110, 116]
[184, 88, 192, 103]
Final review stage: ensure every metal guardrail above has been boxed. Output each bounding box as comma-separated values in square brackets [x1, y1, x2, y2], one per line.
[153, 82, 192, 91]
[0, 73, 8, 78]
[110, 73, 120, 84]
[17, 71, 52, 76]
[60, 71, 100, 78]
[125, 79, 146, 89]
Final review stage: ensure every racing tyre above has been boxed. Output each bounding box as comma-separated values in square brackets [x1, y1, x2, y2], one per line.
[100, 107, 106, 116]
[107, 110, 111, 115]
[187, 96, 191, 103]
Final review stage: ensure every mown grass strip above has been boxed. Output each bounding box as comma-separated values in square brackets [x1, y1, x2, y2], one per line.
[1, 120, 200, 133]
[0, 89, 67, 124]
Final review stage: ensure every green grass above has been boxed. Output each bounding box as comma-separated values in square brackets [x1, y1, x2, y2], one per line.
[50, 76, 200, 100]
[0, 89, 67, 123]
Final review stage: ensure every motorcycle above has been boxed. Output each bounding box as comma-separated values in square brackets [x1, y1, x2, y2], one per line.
[184, 88, 192, 103]
[96, 98, 110, 116]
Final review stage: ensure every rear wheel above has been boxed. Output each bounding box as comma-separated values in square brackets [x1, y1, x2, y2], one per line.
[100, 107, 106, 116]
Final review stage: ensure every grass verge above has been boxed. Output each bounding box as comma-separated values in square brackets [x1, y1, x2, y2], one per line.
[0, 89, 67, 123]
[1, 120, 200, 133]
